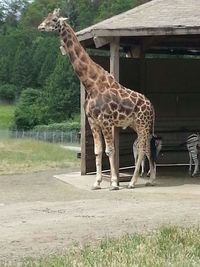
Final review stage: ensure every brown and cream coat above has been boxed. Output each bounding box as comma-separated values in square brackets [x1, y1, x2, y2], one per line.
[38, 9, 156, 190]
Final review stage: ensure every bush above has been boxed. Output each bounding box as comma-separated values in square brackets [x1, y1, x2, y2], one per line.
[12, 88, 49, 130]
[0, 84, 17, 103]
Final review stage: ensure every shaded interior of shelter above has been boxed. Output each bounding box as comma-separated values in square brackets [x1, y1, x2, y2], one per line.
[84, 53, 200, 179]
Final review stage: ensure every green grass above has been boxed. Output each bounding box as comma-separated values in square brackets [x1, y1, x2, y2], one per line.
[0, 138, 80, 174]
[20, 226, 200, 267]
[0, 104, 15, 129]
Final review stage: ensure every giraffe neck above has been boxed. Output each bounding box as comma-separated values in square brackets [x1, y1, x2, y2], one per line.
[59, 22, 102, 90]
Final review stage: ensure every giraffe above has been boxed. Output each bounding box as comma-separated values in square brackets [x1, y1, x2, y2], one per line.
[38, 8, 156, 190]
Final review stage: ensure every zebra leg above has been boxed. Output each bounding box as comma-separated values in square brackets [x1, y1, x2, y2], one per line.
[188, 151, 192, 176]
[192, 149, 199, 177]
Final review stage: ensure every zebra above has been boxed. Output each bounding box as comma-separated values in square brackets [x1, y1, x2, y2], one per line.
[186, 133, 200, 177]
[133, 135, 162, 177]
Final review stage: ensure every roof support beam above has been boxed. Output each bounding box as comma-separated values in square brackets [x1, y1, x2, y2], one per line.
[80, 83, 86, 175]
[93, 36, 112, 48]
[110, 37, 120, 183]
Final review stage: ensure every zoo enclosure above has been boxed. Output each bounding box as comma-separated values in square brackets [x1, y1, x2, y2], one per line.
[77, 0, 200, 175]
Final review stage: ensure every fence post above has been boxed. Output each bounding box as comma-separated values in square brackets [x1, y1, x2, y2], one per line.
[44, 131, 46, 142]
[61, 131, 64, 143]
[70, 132, 73, 143]
[36, 131, 39, 141]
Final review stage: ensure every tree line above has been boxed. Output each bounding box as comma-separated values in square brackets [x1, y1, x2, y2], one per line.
[0, 0, 149, 130]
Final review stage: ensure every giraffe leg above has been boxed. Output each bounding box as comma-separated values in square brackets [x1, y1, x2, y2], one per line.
[128, 135, 145, 188]
[145, 154, 156, 186]
[102, 127, 119, 190]
[133, 140, 144, 177]
[89, 121, 103, 190]
[145, 137, 156, 186]
[128, 151, 145, 188]
[140, 158, 145, 177]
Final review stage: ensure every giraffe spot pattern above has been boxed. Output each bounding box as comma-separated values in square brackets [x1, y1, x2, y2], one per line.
[113, 111, 118, 120]
[110, 102, 118, 111]
[89, 69, 98, 80]
[67, 40, 73, 47]
[61, 30, 67, 37]
[74, 45, 82, 57]
[102, 93, 111, 102]
[80, 54, 88, 63]
[68, 50, 76, 62]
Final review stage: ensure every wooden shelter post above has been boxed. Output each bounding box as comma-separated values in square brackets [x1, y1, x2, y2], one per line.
[110, 37, 120, 180]
[80, 83, 86, 175]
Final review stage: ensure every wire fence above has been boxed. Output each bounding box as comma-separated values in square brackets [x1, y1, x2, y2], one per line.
[0, 129, 80, 145]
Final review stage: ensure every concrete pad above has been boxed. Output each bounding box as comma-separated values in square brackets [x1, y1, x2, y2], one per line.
[54, 172, 110, 191]
[54, 171, 200, 195]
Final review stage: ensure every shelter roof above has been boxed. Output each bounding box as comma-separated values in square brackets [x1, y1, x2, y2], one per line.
[77, 0, 200, 42]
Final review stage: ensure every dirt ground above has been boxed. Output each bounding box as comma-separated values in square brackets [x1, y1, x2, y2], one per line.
[1, 167, 200, 265]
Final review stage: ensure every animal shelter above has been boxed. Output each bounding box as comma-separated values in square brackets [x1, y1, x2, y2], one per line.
[77, 0, 200, 175]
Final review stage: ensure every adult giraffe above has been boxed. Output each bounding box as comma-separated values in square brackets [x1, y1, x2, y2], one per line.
[38, 8, 156, 190]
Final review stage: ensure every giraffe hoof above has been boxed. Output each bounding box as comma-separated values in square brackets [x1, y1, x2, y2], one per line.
[127, 184, 135, 189]
[145, 181, 156, 186]
[109, 186, 119, 191]
[91, 185, 101, 190]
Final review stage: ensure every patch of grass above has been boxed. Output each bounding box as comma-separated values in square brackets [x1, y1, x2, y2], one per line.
[20, 226, 200, 267]
[0, 104, 15, 129]
[0, 138, 80, 174]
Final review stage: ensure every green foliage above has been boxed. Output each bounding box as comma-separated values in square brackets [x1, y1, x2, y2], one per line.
[96, 0, 137, 22]
[13, 88, 49, 130]
[35, 37, 59, 86]
[0, 104, 15, 129]
[0, 84, 17, 103]
[33, 121, 80, 132]
[11, 45, 34, 90]
[45, 55, 80, 122]
[0, 0, 151, 130]
[0, 0, 29, 27]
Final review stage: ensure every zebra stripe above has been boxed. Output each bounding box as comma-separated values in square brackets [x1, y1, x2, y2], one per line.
[186, 133, 200, 177]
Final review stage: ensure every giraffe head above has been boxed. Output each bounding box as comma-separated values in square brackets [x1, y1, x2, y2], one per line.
[38, 8, 67, 32]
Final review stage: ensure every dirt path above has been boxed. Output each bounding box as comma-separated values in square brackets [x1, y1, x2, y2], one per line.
[1, 169, 200, 265]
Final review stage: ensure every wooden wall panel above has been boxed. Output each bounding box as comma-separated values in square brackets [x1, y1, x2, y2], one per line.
[146, 59, 200, 93]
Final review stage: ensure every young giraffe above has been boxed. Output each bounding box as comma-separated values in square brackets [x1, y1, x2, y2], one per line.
[38, 8, 156, 190]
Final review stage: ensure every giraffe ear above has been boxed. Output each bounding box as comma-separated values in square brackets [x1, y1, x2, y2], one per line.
[58, 17, 68, 25]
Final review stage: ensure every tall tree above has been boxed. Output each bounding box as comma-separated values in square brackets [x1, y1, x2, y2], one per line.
[45, 55, 79, 122]
[0, 0, 29, 26]
[11, 44, 34, 90]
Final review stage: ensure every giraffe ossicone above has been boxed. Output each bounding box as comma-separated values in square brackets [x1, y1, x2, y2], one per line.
[38, 8, 157, 190]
